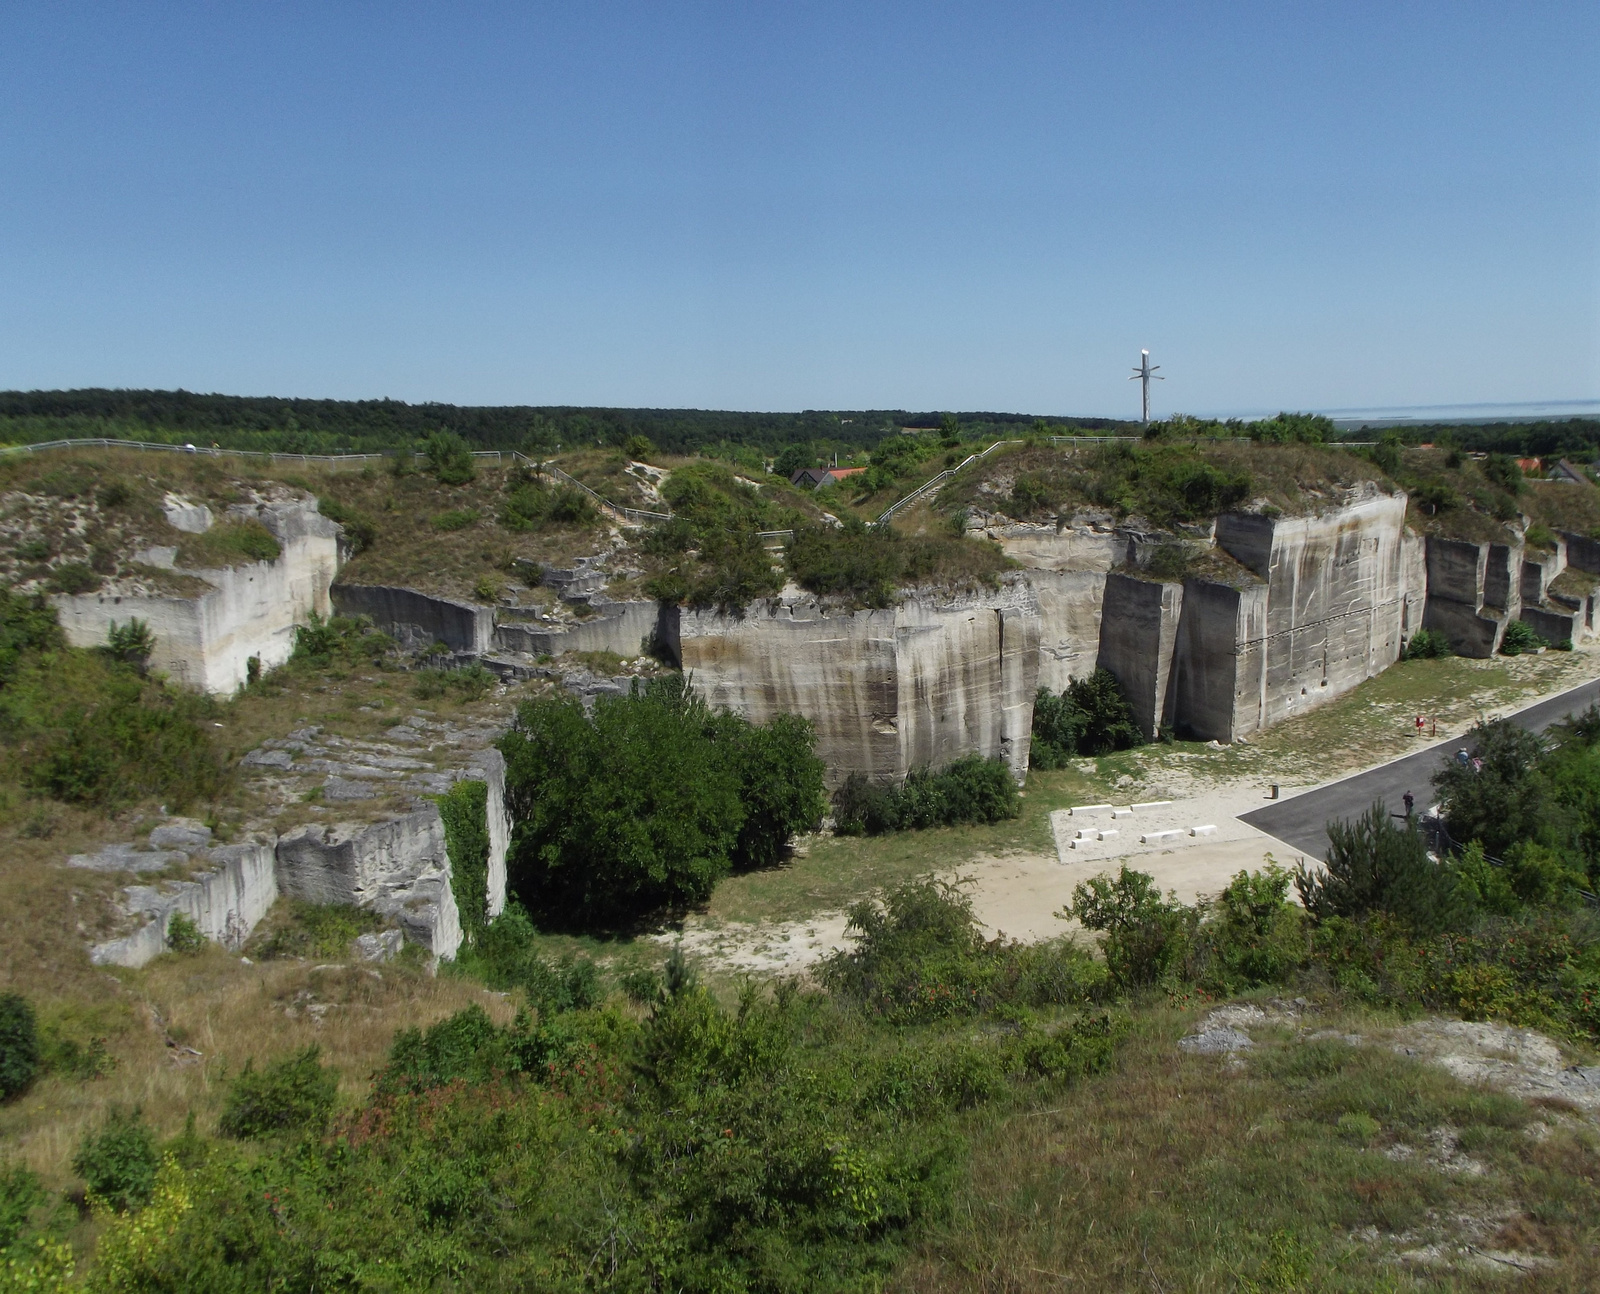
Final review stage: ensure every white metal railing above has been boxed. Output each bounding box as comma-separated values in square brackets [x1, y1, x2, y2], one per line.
[872, 438, 1024, 525]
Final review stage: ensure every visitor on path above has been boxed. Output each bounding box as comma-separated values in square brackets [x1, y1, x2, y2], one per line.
[1457, 748, 1471, 767]
[1415, 715, 1425, 736]
[1403, 791, 1415, 817]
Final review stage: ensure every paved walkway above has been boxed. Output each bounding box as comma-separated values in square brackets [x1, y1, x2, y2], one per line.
[1239, 674, 1600, 861]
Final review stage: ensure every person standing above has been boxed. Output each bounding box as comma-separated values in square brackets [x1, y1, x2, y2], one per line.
[1403, 791, 1415, 817]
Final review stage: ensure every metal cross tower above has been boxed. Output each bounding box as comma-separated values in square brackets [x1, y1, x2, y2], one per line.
[1129, 349, 1163, 424]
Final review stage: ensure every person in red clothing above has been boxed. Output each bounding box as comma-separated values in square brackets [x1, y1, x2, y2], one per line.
[1415, 715, 1425, 736]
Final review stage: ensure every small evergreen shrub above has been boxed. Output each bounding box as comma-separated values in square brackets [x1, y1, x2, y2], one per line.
[1404, 628, 1451, 659]
[165, 912, 206, 955]
[1030, 669, 1145, 767]
[1499, 619, 1543, 655]
[1296, 802, 1466, 935]
[431, 508, 480, 532]
[424, 430, 476, 485]
[219, 1046, 338, 1139]
[0, 994, 40, 1101]
[72, 1108, 158, 1211]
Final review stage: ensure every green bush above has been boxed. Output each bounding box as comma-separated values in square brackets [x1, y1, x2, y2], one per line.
[410, 661, 495, 700]
[316, 496, 377, 553]
[73, 1108, 158, 1211]
[819, 879, 1109, 1021]
[438, 779, 490, 939]
[501, 677, 822, 926]
[1404, 627, 1451, 659]
[165, 912, 206, 955]
[102, 618, 155, 671]
[219, 1046, 339, 1139]
[1067, 866, 1197, 989]
[289, 612, 391, 668]
[0, 994, 40, 1101]
[424, 430, 476, 485]
[256, 903, 383, 960]
[174, 519, 281, 568]
[832, 755, 1019, 836]
[1196, 864, 1308, 991]
[46, 561, 102, 594]
[1499, 619, 1543, 655]
[1030, 669, 1145, 767]
[1296, 802, 1465, 935]
[0, 1161, 44, 1249]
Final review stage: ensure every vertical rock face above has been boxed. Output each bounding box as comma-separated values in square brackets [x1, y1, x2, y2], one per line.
[90, 842, 279, 968]
[479, 749, 511, 921]
[276, 811, 462, 959]
[52, 498, 342, 694]
[1423, 534, 1524, 657]
[679, 580, 1040, 783]
[986, 522, 1123, 693]
[331, 585, 495, 654]
[1080, 488, 1424, 743]
[1096, 573, 1186, 737]
[1216, 489, 1421, 733]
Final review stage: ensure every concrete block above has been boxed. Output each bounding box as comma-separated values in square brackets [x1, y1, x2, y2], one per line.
[1112, 807, 1133, 818]
[1132, 800, 1172, 811]
[1190, 824, 1217, 837]
[1070, 803, 1113, 816]
[1140, 829, 1184, 845]
[1097, 828, 1119, 841]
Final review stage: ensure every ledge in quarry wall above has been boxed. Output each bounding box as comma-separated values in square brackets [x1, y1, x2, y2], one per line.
[53, 499, 341, 694]
[91, 844, 279, 968]
[331, 584, 494, 655]
[1422, 534, 1525, 657]
[679, 581, 1040, 784]
[492, 600, 660, 659]
[276, 810, 463, 960]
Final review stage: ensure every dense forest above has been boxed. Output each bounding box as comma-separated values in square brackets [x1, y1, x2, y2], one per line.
[0, 390, 1135, 459]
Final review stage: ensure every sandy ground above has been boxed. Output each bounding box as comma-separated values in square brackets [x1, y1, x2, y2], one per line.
[667, 783, 1307, 976]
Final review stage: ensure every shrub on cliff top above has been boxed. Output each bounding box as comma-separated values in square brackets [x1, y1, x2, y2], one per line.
[0, 994, 40, 1101]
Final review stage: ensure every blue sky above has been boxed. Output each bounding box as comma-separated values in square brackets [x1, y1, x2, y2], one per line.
[2, 2, 1596, 418]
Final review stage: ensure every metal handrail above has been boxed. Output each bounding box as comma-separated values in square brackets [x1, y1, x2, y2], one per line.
[872, 438, 1024, 526]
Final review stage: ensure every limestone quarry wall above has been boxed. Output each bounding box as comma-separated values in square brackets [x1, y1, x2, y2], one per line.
[1095, 573, 1184, 737]
[331, 584, 495, 655]
[679, 582, 1040, 783]
[53, 500, 341, 693]
[90, 843, 279, 968]
[988, 524, 1123, 693]
[277, 811, 463, 959]
[1216, 490, 1419, 732]
[493, 600, 660, 659]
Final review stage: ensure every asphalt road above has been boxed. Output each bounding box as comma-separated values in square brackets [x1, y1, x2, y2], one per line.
[1239, 673, 1600, 861]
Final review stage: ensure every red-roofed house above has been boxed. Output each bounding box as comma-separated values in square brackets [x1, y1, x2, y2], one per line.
[791, 466, 868, 489]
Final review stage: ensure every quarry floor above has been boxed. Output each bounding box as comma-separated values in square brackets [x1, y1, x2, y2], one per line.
[671, 642, 1600, 978]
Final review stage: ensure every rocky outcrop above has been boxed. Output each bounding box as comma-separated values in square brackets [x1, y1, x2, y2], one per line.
[276, 810, 463, 960]
[679, 581, 1040, 783]
[492, 599, 661, 660]
[88, 839, 279, 968]
[52, 497, 342, 694]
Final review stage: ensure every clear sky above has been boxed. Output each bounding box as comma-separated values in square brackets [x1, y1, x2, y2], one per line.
[2, 2, 1597, 419]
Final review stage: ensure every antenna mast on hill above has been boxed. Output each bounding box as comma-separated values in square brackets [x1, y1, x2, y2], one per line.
[1130, 349, 1163, 424]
